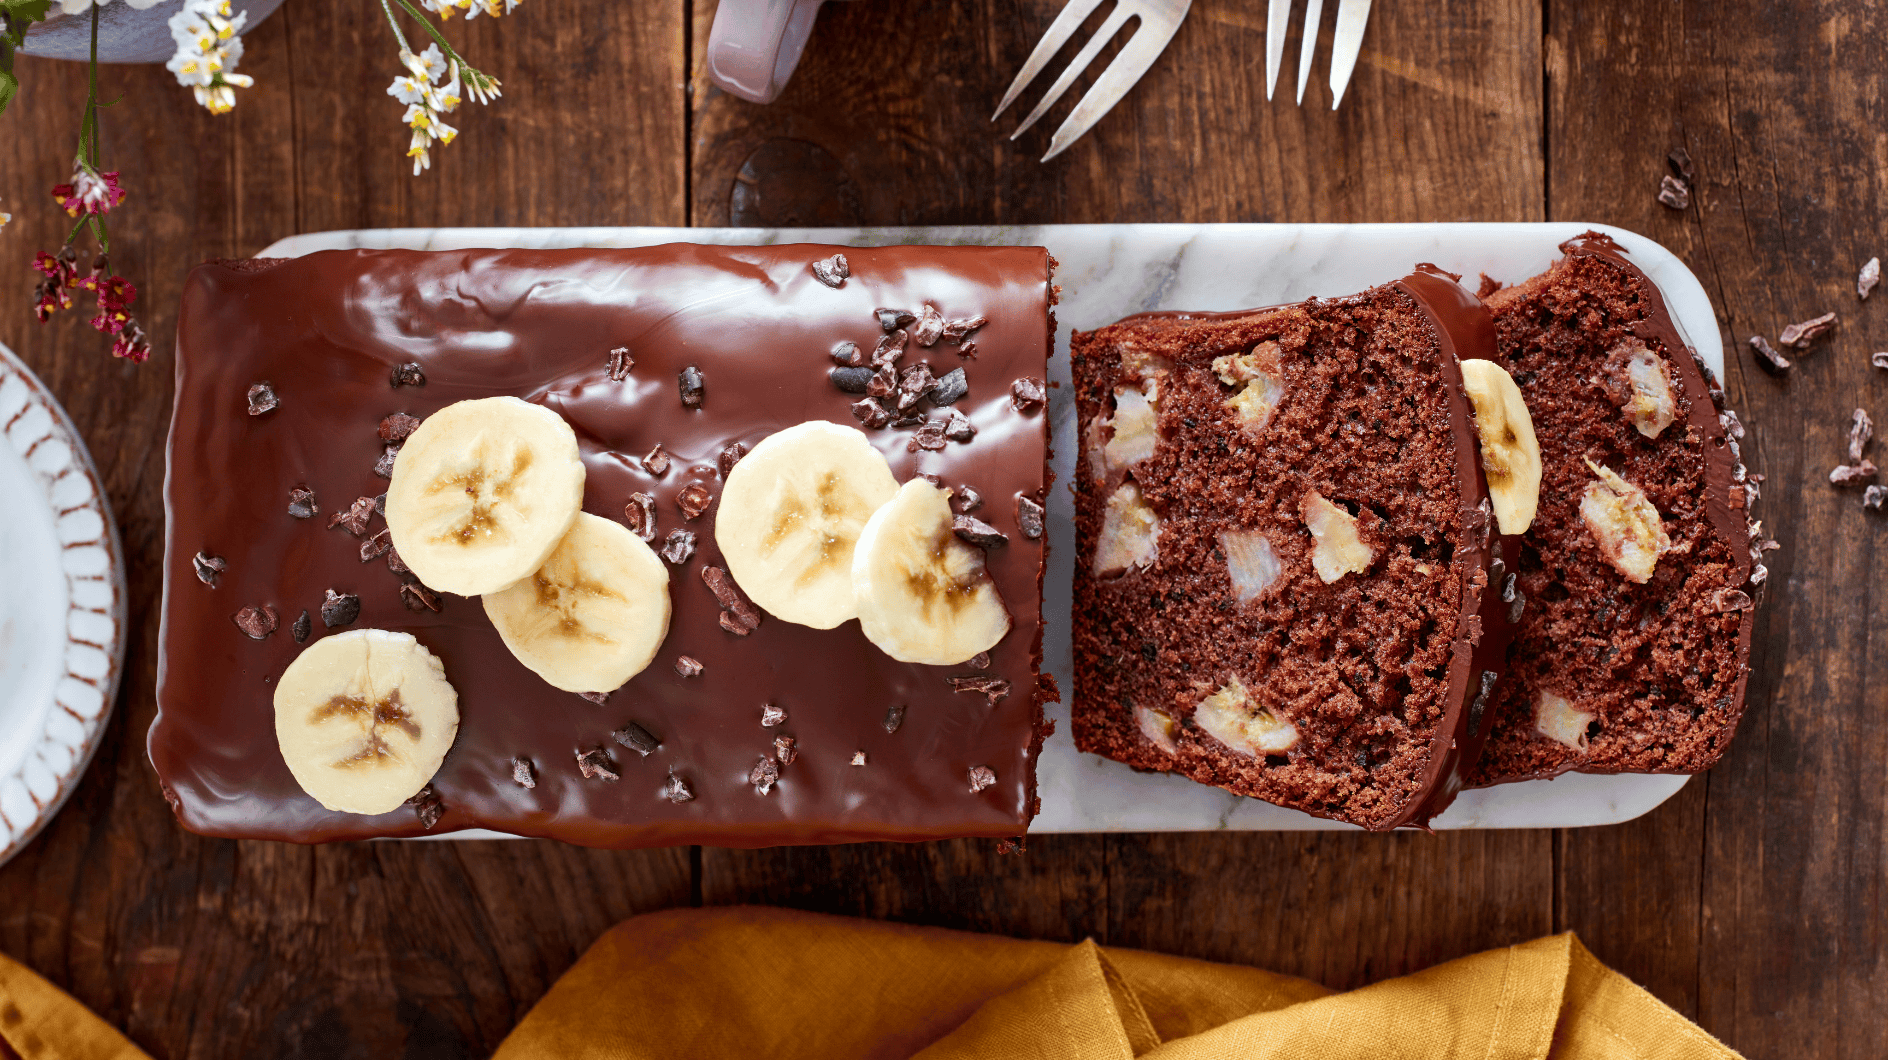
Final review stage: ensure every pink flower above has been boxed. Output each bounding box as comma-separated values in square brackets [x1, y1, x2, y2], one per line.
[112, 321, 151, 364]
[51, 170, 126, 218]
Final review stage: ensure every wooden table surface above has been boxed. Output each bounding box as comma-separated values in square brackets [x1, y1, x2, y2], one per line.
[0, 1, 1866, 1055]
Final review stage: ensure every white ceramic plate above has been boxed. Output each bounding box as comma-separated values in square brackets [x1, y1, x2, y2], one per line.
[0, 341, 127, 866]
[263, 223, 1713, 833]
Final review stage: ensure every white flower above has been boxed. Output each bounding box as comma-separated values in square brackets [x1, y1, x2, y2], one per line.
[387, 75, 428, 106]
[166, 0, 254, 112]
[0, 211, 10, 230]
[403, 44, 448, 84]
[59, 0, 168, 13]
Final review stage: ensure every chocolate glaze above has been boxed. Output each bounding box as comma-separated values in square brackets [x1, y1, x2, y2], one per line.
[1473, 232, 1755, 785]
[1088, 269, 1517, 829]
[1388, 266, 1521, 828]
[152, 244, 1051, 847]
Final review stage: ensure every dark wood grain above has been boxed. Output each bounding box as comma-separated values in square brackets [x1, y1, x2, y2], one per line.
[0, 3, 691, 1058]
[0, 0, 1868, 1056]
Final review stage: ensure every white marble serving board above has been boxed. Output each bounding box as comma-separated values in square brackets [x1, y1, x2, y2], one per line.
[264, 223, 1712, 833]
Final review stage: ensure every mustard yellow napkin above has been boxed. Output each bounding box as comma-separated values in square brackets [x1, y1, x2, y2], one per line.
[494, 906, 1743, 1060]
[0, 952, 151, 1060]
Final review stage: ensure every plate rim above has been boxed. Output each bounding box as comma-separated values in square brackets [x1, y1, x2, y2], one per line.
[0, 339, 128, 867]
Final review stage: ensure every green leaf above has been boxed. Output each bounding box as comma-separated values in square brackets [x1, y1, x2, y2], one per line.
[2, 0, 53, 23]
[0, 69, 17, 117]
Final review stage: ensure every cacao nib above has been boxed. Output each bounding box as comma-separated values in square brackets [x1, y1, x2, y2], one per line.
[400, 582, 441, 612]
[951, 485, 983, 512]
[1667, 146, 1695, 182]
[761, 703, 787, 727]
[948, 676, 1012, 704]
[329, 496, 375, 536]
[967, 651, 991, 670]
[1862, 257, 1881, 300]
[811, 254, 849, 289]
[576, 748, 620, 781]
[678, 366, 706, 408]
[875, 308, 914, 332]
[701, 565, 743, 608]
[233, 605, 277, 640]
[390, 362, 426, 388]
[967, 765, 997, 793]
[1867, 485, 1887, 511]
[952, 515, 1007, 548]
[867, 366, 898, 398]
[831, 340, 864, 367]
[321, 589, 362, 627]
[373, 444, 401, 479]
[831, 366, 874, 393]
[360, 529, 392, 562]
[851, 751, 867, 766]
[851, 397, 893, 429]
[579, 691, 610, 704]
[407, 786, 445, 829]
[719, 442, 747, 477]
[872, 329, 908, 369]
[1831, 461, 1879, 487]
[1749, 335, 1791, 375]
[677, 483, 714, 520]
[661, 529, 697, 564]
[1852, 408, 1874, 463]
[386, 548, 409, 574]
[378, 412, 421, 442]
[665, 770, 694, 803]
[927, 367, 968, 406]
[958, 340, 978, 360]
[774, 735, 798, 765]
[644, 444, 671, 477]
[1780, 312, 1837, 348]
[719, 610, 752, 635]
[612, 722, 660, 757]
[674, 655, 704, 677]
[912, 303, 945, 346]
[882, 703, 905, 733]
[625, 492, 658, 542]
[896, 363, 936, 410]
[287, 486, 319, 520]
[291, 610, 311, 644]
[944, 409, 977, 443]
[192, 551, 227, 588]
[908, 419, 948, 452]
[1010, 376, 1047, 412]
[607, 346, 634, 381]
[941, 315, 987, 344]
[1017, 495, 1045, 539]
[1656, 175, 1690, 210]
[511, 757, 537, 789]
[246, 382, 279, 416]
[374, 494, 387, 516]
[749, 756, 780, 794]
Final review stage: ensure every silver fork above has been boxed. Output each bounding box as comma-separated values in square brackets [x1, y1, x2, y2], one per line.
[992, 0, 1193, 163]
[1266, 0, 1373, 109]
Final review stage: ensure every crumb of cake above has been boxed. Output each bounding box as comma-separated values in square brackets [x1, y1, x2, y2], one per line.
[1534, 691, 1594, 752]
[1602, 340, 1679, 439]
[1102, 381, 1161, 468]
[1192, 675, 1299, 755]
[1579, 461, 1672, 583]
[1217, 529, 1282, 603]
[1094, 482, 1160, 576]
[1300, 491, 1372, 584]
[1749, 335, 1791, 375]
[1780, 312, 1836, 348]
[1861, 257, 1881, 300]
[1134, 704, 1180, 754]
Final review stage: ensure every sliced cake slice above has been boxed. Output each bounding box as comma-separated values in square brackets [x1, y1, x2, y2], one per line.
[1070, 268, 1530, 830]
[1467, 234, 1758, 785]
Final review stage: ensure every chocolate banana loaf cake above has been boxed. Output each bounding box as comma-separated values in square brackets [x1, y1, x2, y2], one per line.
[1070, 268, 1527, 830]
[1466, 234, 1757, 785]
[153, 243, 1055, 847]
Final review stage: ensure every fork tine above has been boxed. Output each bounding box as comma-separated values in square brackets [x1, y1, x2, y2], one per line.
[1007, 3, 1136, 140]
[992, 0, 1110, 121]
[1293, 0, 1325, 105]
[1264, 0, 1290, 101]
[1040, 2, 1192, 161]
[1327, 0, 1372, 109]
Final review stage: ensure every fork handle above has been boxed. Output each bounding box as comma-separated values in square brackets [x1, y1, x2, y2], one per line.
[704, 0, 831, 105]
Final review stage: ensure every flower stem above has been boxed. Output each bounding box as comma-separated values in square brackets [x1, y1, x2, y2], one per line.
[84, 0, 106, 252]
[378, 0, 412, 53]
